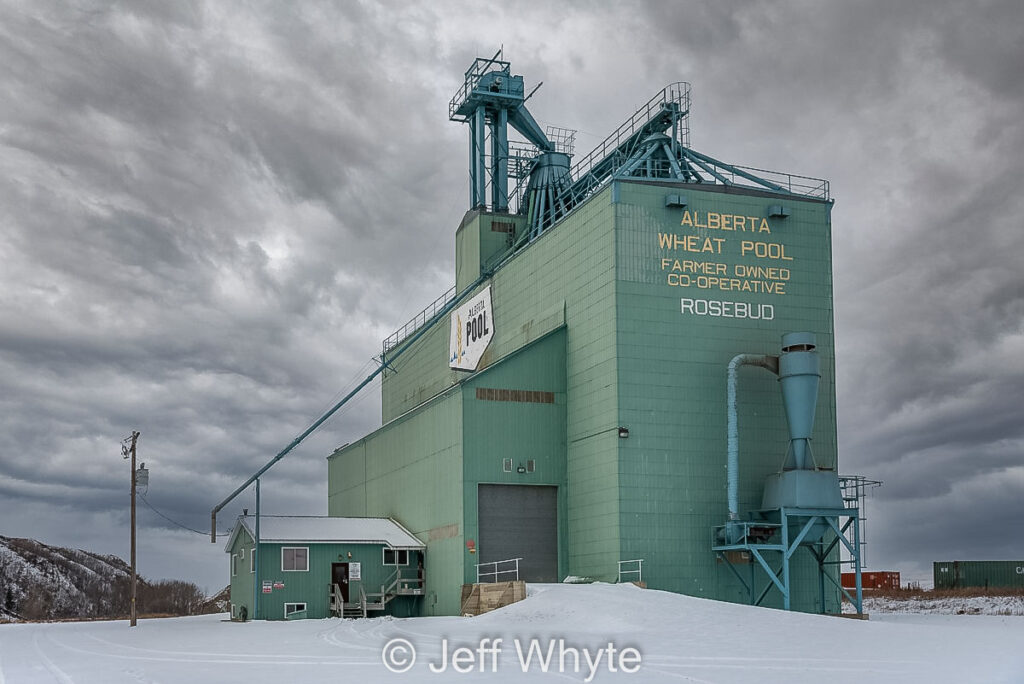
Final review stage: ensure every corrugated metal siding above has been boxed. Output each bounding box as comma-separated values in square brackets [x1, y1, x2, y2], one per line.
[934, 561, 1024, 589]
[328, 179, 839, 615]
[227, 526, 254, 619]
[328, 390, 464, 616]
[842, 571, 900, 590]
[614, 182, 837, 613]
[253, 542, 421, 619]
[462, 328, 568, 585]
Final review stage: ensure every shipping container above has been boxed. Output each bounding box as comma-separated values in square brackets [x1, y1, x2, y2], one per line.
[842, 571, 900, 590]
[933, 561, 1024, 590]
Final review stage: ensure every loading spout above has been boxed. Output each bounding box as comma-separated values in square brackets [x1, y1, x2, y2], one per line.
[726, 354, 779, 520]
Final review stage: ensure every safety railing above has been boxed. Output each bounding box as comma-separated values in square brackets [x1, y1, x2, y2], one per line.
[683, 151, 830, 200]
[449, 51, 521, 120]
[617, 559, 644, 584]
[571, 82, 691, 186]
[328, 582, 344, 615]
[381, 567, 425, 597]
[382, 285, 457, 354]
[476, 557, 522, 583]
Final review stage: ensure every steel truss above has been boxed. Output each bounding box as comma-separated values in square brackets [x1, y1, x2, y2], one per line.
[713, 506, 864, 614]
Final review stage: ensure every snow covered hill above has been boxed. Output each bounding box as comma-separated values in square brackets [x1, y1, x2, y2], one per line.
[0, 535, 131, 621]
[0, 582, 1021, 683]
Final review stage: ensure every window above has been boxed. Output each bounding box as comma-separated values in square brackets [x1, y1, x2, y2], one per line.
[527, 459, 536, 473]
[502, 458, 513, 473]
[231, 553, 238, 576]
[240, 548, 245, 559]
[284, 602, 307, 618]
[383, 548, 409, 566]
[230, 603, 236, 619]
[281, 547, 308, 572]
[250, 547, 256, 573]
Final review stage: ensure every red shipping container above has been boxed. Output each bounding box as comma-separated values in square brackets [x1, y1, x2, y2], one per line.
[841, 571, 900, 590]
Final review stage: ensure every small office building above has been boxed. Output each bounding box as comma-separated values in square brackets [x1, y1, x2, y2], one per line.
[225, 515, 425, 620]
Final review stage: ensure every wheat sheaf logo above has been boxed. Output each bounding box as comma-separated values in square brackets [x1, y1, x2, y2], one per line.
[456, 313, 464, 362]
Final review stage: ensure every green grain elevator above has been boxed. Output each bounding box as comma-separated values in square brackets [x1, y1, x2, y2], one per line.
[328, 52, 857, 616]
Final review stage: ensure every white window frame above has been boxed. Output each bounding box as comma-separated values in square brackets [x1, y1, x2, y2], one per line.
[250, 547, 256, 573]
[383, 548, 409, 566]
[240, 547, 245, 559]
[284, 602, 307, 618]
[231, 553, 238, 577]
[231, 603, 236, 619]
[281, 546, 309, 572]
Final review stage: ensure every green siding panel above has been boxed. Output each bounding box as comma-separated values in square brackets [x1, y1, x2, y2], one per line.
[613, 181, 838, 612]
[324, 178, 842, 615]
[227, 527, 254, 619]
[247, 543, 423, 619]
[462, 329, 568, 585]
[329, 389, 464, 615]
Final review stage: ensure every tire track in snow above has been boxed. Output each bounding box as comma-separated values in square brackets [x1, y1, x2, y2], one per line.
[32, 629, 75, 684]
[37, 631, 377, 668]
[84, 632, 368, 662]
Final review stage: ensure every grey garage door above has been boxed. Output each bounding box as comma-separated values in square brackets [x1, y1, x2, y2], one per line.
[478, 484, 558, 582]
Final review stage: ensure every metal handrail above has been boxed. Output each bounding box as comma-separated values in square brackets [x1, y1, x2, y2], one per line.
[382, 285, 457, 353]
[476, 557, 522, 583]
[617, 559, 644, 584]
[380, 567, 400, 597]
[449, 50, 516, 120]
[571, 82, 691, 184]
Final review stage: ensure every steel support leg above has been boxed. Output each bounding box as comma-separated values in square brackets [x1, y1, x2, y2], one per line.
[474, 108, 486, 208]
[781, 510, 791, 610]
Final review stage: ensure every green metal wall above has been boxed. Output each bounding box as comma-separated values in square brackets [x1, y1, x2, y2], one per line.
[332, 178, 841, 615]
[246, 542, 421, 619]
[612, 181, 838, 612]
[461, 329, 568, 585]
[934, 561, 1024, 590]
[475, 193, 622, 579]
[227, 528, 254, 619]
[455, 211, 524, 291]
[328, 389, 465, 615]
[377, 190, 621, 585]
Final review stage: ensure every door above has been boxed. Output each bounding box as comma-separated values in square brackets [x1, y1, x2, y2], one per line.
[332, 562, 350, 603]
[478, 484, 558, 582]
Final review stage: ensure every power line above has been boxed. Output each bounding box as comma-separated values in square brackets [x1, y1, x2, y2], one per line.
[139, 495, 230, 537]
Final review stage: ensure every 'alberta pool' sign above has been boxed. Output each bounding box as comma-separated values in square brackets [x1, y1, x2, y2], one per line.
[449, 286, 493, 371]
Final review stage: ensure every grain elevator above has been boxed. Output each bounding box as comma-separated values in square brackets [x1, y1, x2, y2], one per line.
[325, 52, 863, 617]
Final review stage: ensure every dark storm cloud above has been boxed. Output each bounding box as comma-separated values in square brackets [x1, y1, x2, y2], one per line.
[1, 0, 1021, 590]
[635, 0, 1024, 573]
[0, 0, 460, 588]
[561, 0, 1024, 574]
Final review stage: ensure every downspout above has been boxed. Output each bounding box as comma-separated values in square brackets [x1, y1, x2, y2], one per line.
[727, 354, 779, 520]
[253, 478, 260, 620]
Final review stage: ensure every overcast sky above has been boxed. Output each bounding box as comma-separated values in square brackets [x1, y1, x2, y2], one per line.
[1, 0, 1021, 593]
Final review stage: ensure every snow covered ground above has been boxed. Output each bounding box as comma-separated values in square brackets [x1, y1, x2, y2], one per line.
[0, 583, 1021, 683]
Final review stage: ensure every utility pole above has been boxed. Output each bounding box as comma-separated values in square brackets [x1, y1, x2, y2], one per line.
[122, 430, 140, 627]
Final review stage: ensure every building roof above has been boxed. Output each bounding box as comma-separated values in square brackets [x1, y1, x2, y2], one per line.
[224, 515, 424, 552]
